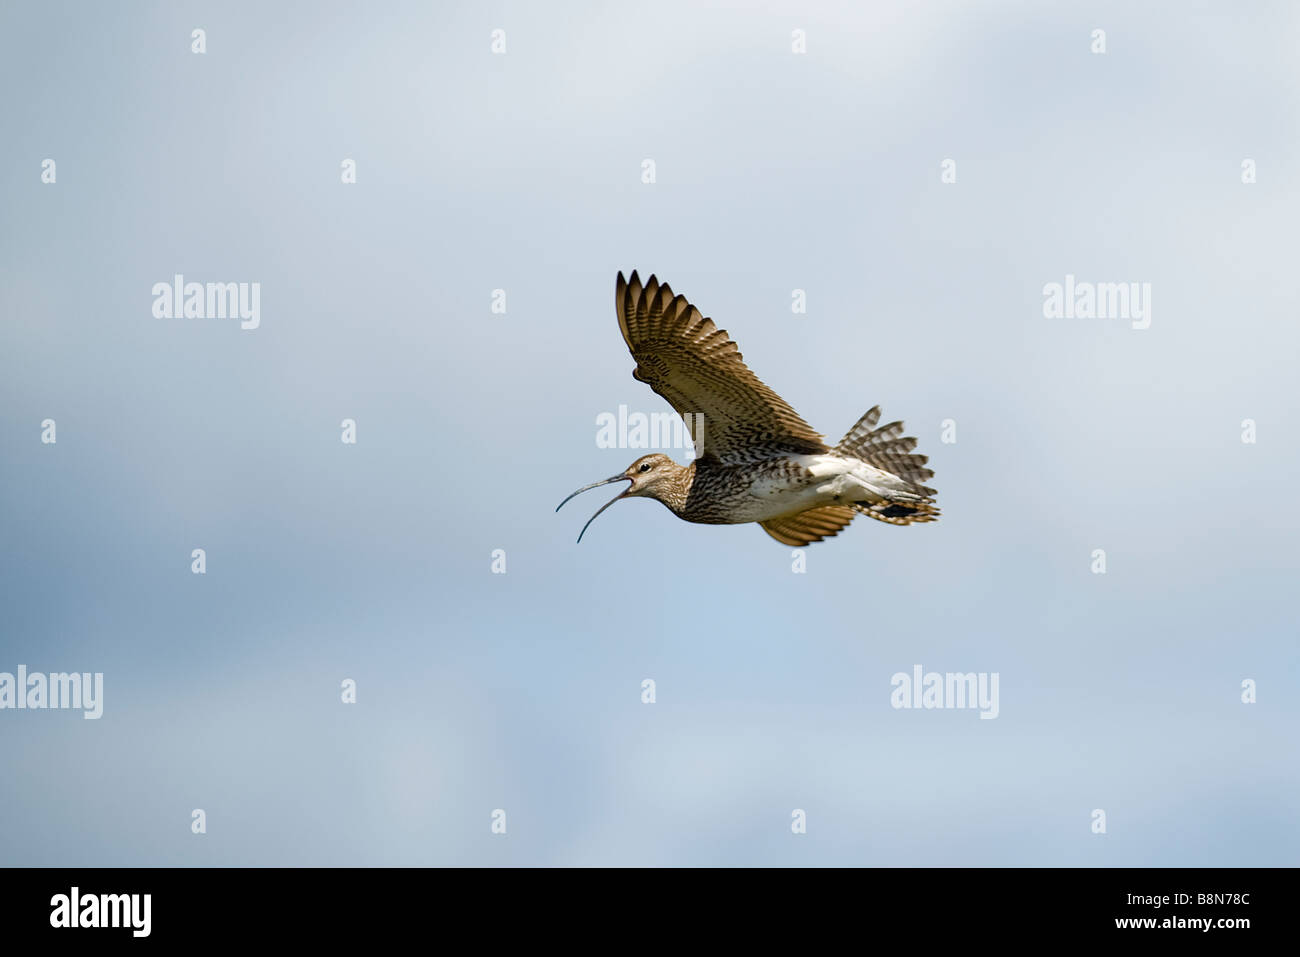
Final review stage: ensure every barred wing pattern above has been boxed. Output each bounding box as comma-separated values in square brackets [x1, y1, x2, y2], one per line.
[616, 271, 828, 466]
[759, 505, 857, 546]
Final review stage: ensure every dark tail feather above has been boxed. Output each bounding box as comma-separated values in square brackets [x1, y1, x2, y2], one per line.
[851, 500, 940, 526]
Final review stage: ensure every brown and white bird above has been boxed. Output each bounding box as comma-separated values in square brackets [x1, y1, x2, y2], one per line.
[557, 271, 939, 546]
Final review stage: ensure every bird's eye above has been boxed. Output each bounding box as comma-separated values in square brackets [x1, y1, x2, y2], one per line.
[639, 463, 651, 472]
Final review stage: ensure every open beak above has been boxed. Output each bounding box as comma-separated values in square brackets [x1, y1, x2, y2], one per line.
[556, 474, 632, 543]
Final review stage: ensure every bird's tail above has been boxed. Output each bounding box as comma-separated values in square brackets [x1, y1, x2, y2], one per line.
[836, 407, 939, 525]
[850, 499, 940, 525]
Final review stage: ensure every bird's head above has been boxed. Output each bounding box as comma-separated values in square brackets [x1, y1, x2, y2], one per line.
[556, 453, 688, 542]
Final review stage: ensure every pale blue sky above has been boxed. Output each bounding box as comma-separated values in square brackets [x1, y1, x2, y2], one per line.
[1, 0, 1297, 865]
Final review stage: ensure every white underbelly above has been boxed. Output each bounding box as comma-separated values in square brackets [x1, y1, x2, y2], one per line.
[723, 453, 925, 523]
[737, 454, 885, 522]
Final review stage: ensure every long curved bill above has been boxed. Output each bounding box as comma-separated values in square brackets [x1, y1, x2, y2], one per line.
[556, 475, 631, 543]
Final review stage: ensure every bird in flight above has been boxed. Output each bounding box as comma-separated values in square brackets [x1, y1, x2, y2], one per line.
[557, 271, 939, 546]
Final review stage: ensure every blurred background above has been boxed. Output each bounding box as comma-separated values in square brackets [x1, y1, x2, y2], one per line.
[0, 0, 1296, 865]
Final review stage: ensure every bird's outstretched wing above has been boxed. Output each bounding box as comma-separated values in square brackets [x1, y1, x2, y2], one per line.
[615, 271, 827, 465]
[759, 505, 857, 546]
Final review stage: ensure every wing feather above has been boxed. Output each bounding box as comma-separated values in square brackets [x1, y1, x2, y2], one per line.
[616, 271, 826, 465]
[759, 506, 857, 546]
